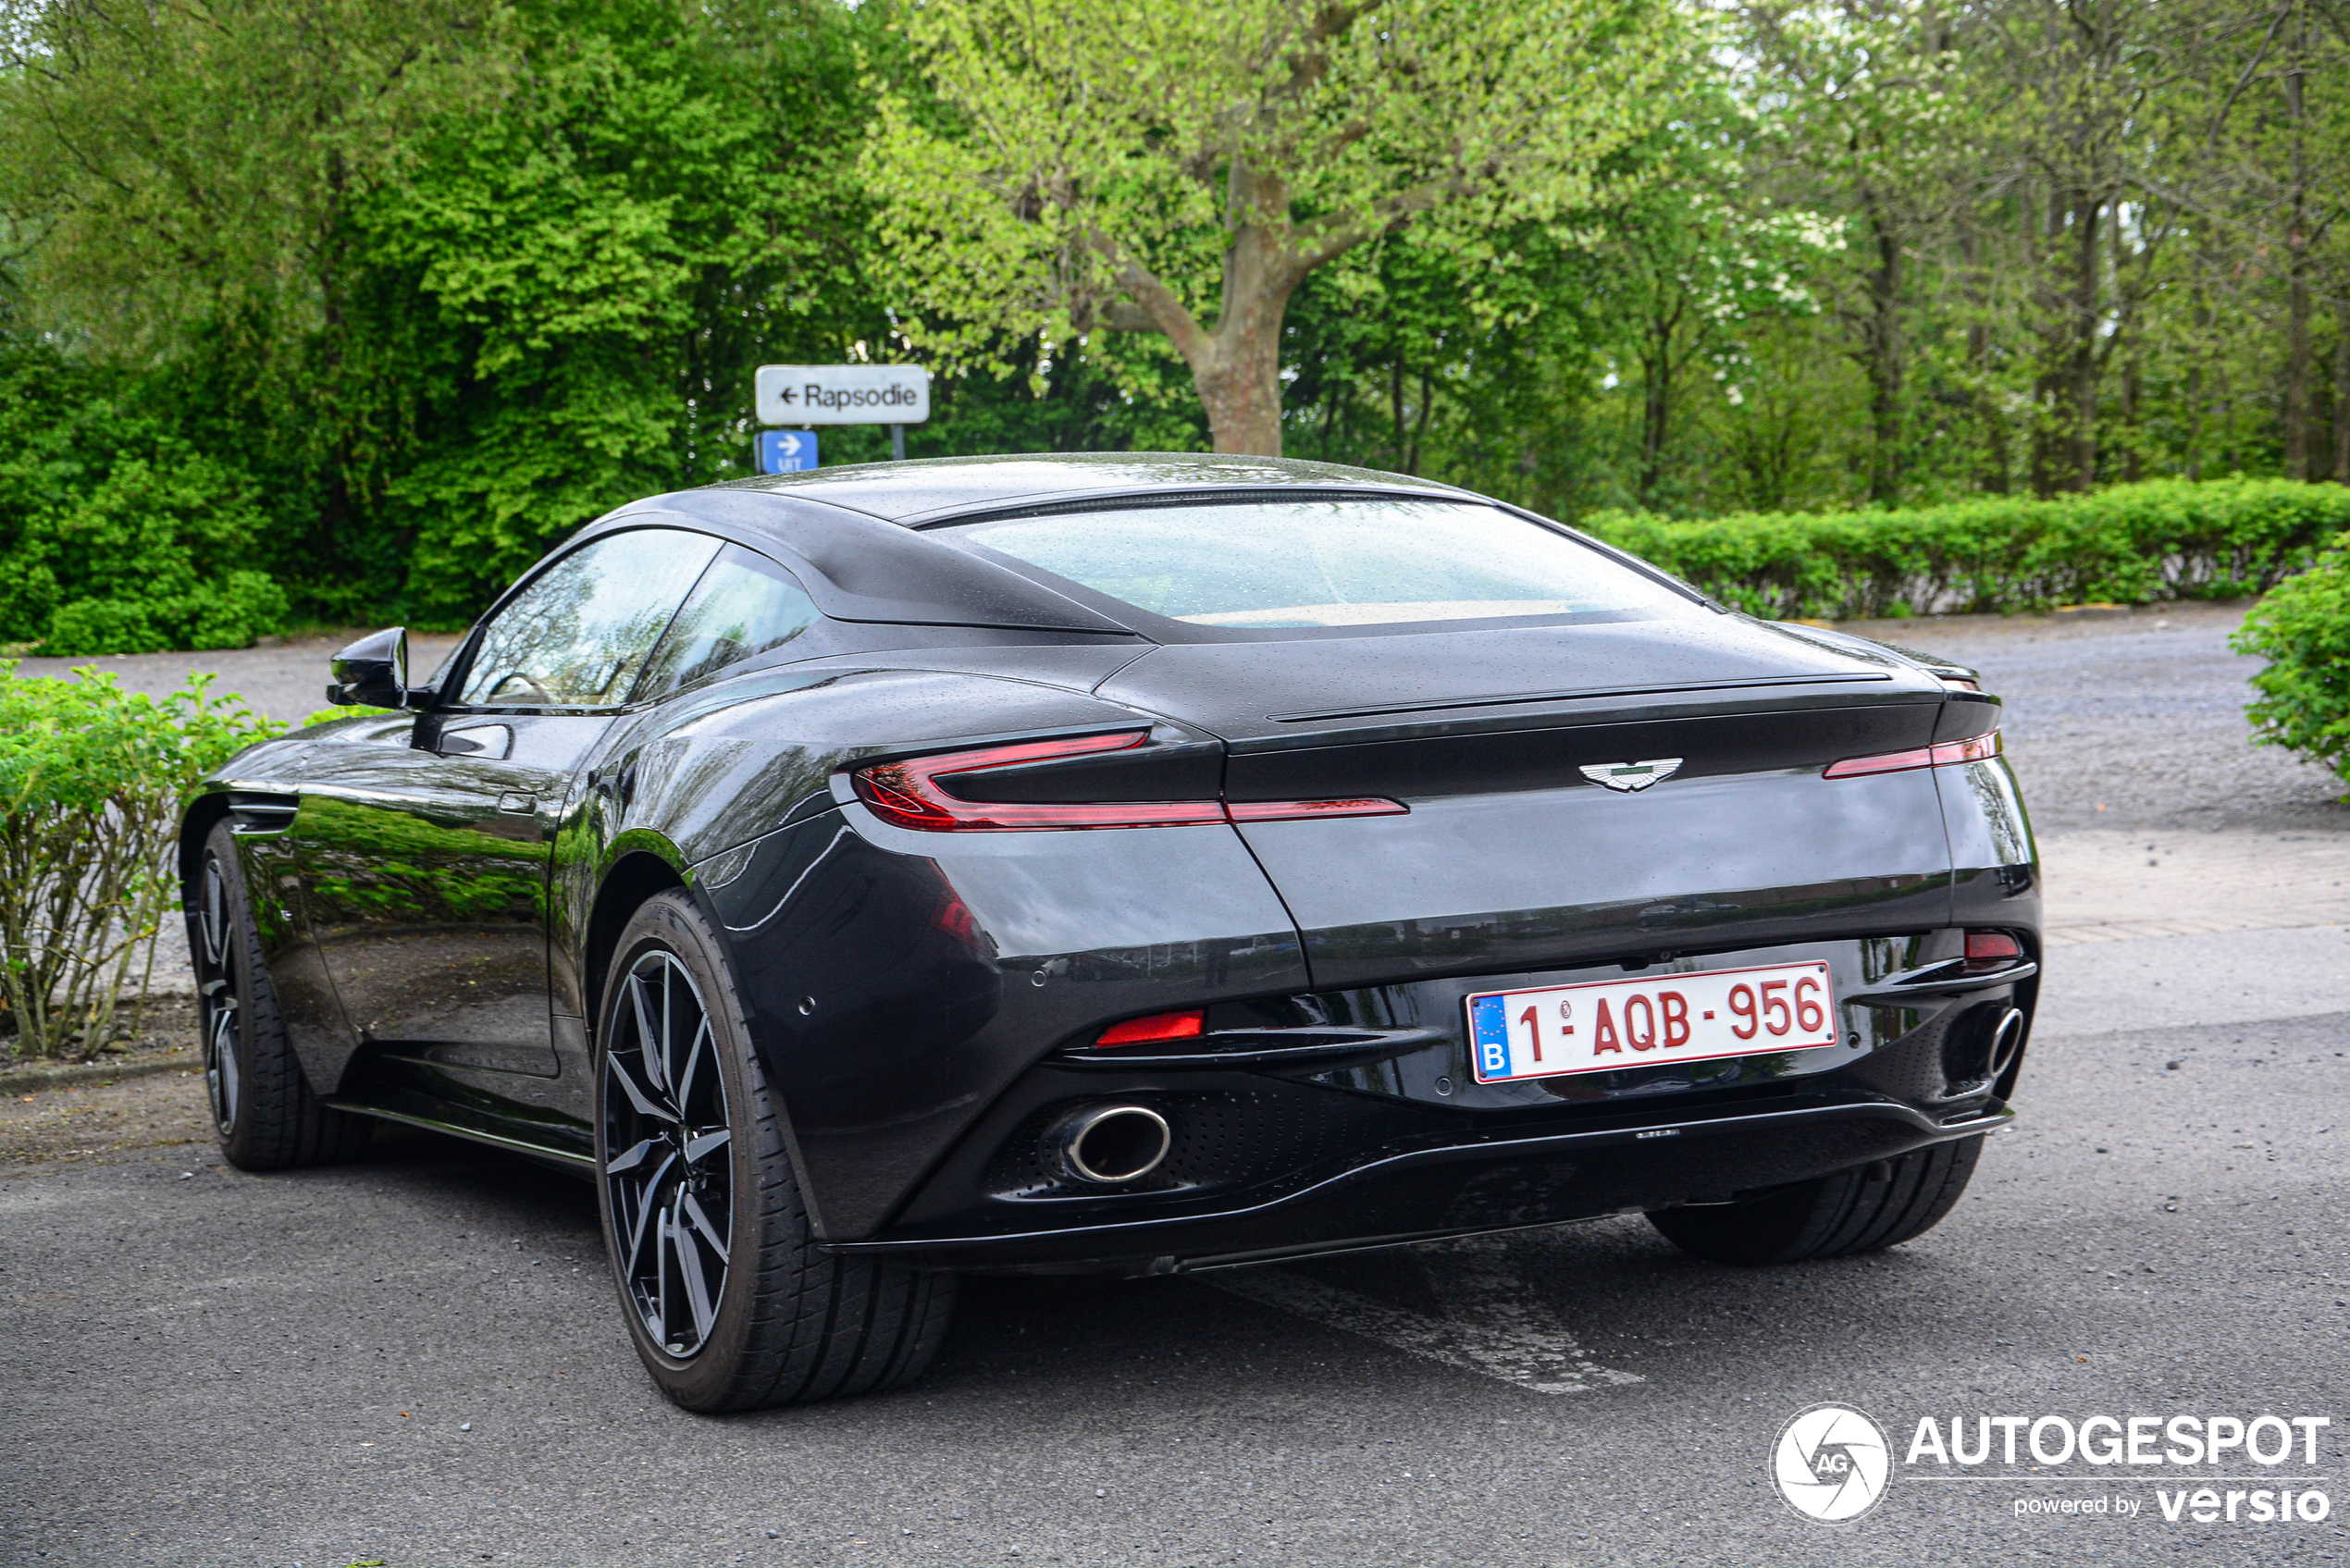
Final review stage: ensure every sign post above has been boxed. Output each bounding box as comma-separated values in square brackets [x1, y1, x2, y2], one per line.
[754, 364, 930, 470]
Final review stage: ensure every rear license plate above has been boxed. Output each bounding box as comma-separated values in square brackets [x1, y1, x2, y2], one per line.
[1466, 960, 1840, 1083]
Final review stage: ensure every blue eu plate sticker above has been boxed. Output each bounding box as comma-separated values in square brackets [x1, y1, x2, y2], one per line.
[1469, 994, 1511, 1079]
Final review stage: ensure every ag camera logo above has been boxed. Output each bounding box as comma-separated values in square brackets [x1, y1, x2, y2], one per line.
[1774, 1403, 1893, 1524]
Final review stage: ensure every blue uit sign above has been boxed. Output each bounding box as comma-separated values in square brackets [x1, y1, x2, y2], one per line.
[757, 430, 818, 473]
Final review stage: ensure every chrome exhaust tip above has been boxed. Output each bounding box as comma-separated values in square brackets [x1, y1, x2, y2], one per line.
[1987, 1007, 2025, 1078]
[1050, 1105, 1171, 1185]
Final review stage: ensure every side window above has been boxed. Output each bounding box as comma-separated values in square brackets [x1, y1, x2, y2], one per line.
[457, 528, 722, 709]
[634, 544, 823, 699]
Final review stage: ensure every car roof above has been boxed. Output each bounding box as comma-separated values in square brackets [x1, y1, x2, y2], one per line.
[579, 452, 1483, 634]
[705, 451, 1470, 525]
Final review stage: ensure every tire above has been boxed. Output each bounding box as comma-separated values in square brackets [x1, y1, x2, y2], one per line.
[592, 890, 956, 1412]
[192, 822, 370, 1171]
[1646, 1135, 1984, 1266]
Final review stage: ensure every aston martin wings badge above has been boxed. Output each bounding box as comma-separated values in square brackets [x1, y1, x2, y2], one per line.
[1578, 758, 1683, 793]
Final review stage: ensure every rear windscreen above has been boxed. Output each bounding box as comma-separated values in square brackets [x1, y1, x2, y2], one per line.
[951, 499, 1694, 629]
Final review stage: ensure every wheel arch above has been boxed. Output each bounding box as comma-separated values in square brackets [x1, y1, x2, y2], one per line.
[179, 791, 236, 888]
[583, 849, 695, 1038]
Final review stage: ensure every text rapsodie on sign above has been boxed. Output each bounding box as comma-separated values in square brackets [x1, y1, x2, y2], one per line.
[801, 384, 920, 411]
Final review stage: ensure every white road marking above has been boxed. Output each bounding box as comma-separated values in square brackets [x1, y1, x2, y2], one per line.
[1208, 1235, 1642, 1394]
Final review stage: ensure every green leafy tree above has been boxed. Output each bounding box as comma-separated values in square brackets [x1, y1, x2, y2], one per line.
[340, 0, 890, 614]
[865, 0, 1685, 455]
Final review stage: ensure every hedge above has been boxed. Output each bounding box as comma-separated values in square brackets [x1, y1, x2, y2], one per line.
[1579, 477, 2350, 622]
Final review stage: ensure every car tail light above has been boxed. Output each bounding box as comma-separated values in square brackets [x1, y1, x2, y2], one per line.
[1823, 729, 2002, 779]
[850, 732, 1406, 831]
[1940, 676, 1981, 692]
[852, 732, 1229, 831]
[1963, 930, 2024, 972]
[1094, 1008, 1206, 1047]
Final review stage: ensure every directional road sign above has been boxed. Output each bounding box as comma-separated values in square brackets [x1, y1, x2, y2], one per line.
[756, 430, 818, 474]
[755, 364, 931, 426]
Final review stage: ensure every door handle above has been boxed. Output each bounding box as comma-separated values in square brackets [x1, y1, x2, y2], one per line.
[497, 792, 537, 815]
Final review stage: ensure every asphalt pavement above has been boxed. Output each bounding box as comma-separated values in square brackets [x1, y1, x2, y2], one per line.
[5, 605, 2346, 1567]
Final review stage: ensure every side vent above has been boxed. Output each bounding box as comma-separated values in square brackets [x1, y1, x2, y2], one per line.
[227, 791, 301, 834]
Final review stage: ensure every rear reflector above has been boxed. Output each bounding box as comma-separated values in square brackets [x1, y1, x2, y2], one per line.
[1965, 931, 2023, 965]
[1095, 1009, 1206, 1047]
[1823, 729, 2002, 779]
[850, 733, 1406, 832]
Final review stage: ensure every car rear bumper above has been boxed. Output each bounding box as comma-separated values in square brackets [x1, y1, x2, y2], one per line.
[700, 740, 2038, 1250]
[822, 1091, 2012, 1272]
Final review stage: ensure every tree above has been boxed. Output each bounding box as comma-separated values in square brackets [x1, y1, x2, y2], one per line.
[864, 0, 1684, 455]
[1745, 0, 1972, 504]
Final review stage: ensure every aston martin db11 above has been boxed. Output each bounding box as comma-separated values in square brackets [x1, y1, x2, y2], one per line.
[180, 453, 2038, 1410]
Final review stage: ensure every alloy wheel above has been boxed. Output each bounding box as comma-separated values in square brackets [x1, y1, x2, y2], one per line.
[600, 949, 734, 1359]
[196, 857, 240, 1135]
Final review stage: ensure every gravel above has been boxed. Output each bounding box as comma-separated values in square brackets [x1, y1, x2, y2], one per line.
[10, 631, 466, 727]
[1845, 601, 2347, 835]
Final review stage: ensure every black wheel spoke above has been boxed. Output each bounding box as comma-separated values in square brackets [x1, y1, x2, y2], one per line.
[197, 855, 241, 1135]
[630, 974, 668, 1096]
[602, 949, 730, 1361]
[674, 1199, 718, 1341]
[606, 1051, 674, 1123]
[605, 1136, 658, 1175]
[680, 1190, 730, 1265]
[674, 1016, 711, 1114]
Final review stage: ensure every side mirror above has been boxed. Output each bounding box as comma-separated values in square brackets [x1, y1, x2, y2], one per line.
[327, 626, 428, 710]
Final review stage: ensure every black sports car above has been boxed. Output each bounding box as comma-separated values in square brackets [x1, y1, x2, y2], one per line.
[181, 453, 2038, 1411]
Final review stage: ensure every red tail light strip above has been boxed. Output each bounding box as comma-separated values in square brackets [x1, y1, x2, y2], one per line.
[849, 731, 1409, 832]
[1823, 730, 2002, 779]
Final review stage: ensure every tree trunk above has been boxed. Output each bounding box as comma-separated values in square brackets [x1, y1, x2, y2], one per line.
[2119, 354, 2143, 483]
[1191, 305, 1289, 456]
[1390, 360, 1407, 468]
[2028, 186, 2072, 498]
[2333, 297, 2350, 483]
[2185, 285, 2209, 482]
[1859, 199, 1904, 506]
[1638, 302, 1681, 507]
[2285, 265, 2312, 479]
[1408, 368, 1434, 475]
[2282, 6, 2313, 480]
[1960, 226, 2009, 494]
[2069, 195, 2102, 491]
[1091, 164, 1307, 456]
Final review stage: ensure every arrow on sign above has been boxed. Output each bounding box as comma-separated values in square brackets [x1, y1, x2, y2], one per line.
[755, 429, 818, 473]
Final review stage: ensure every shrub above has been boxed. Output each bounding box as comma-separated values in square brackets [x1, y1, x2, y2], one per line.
[2232, 531, 2350, 791]
[1579, 478, 2350, 621]
[0, 347, 291, 654]
[42, 570, 291, 656]
[0, 664, 280, 1060]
